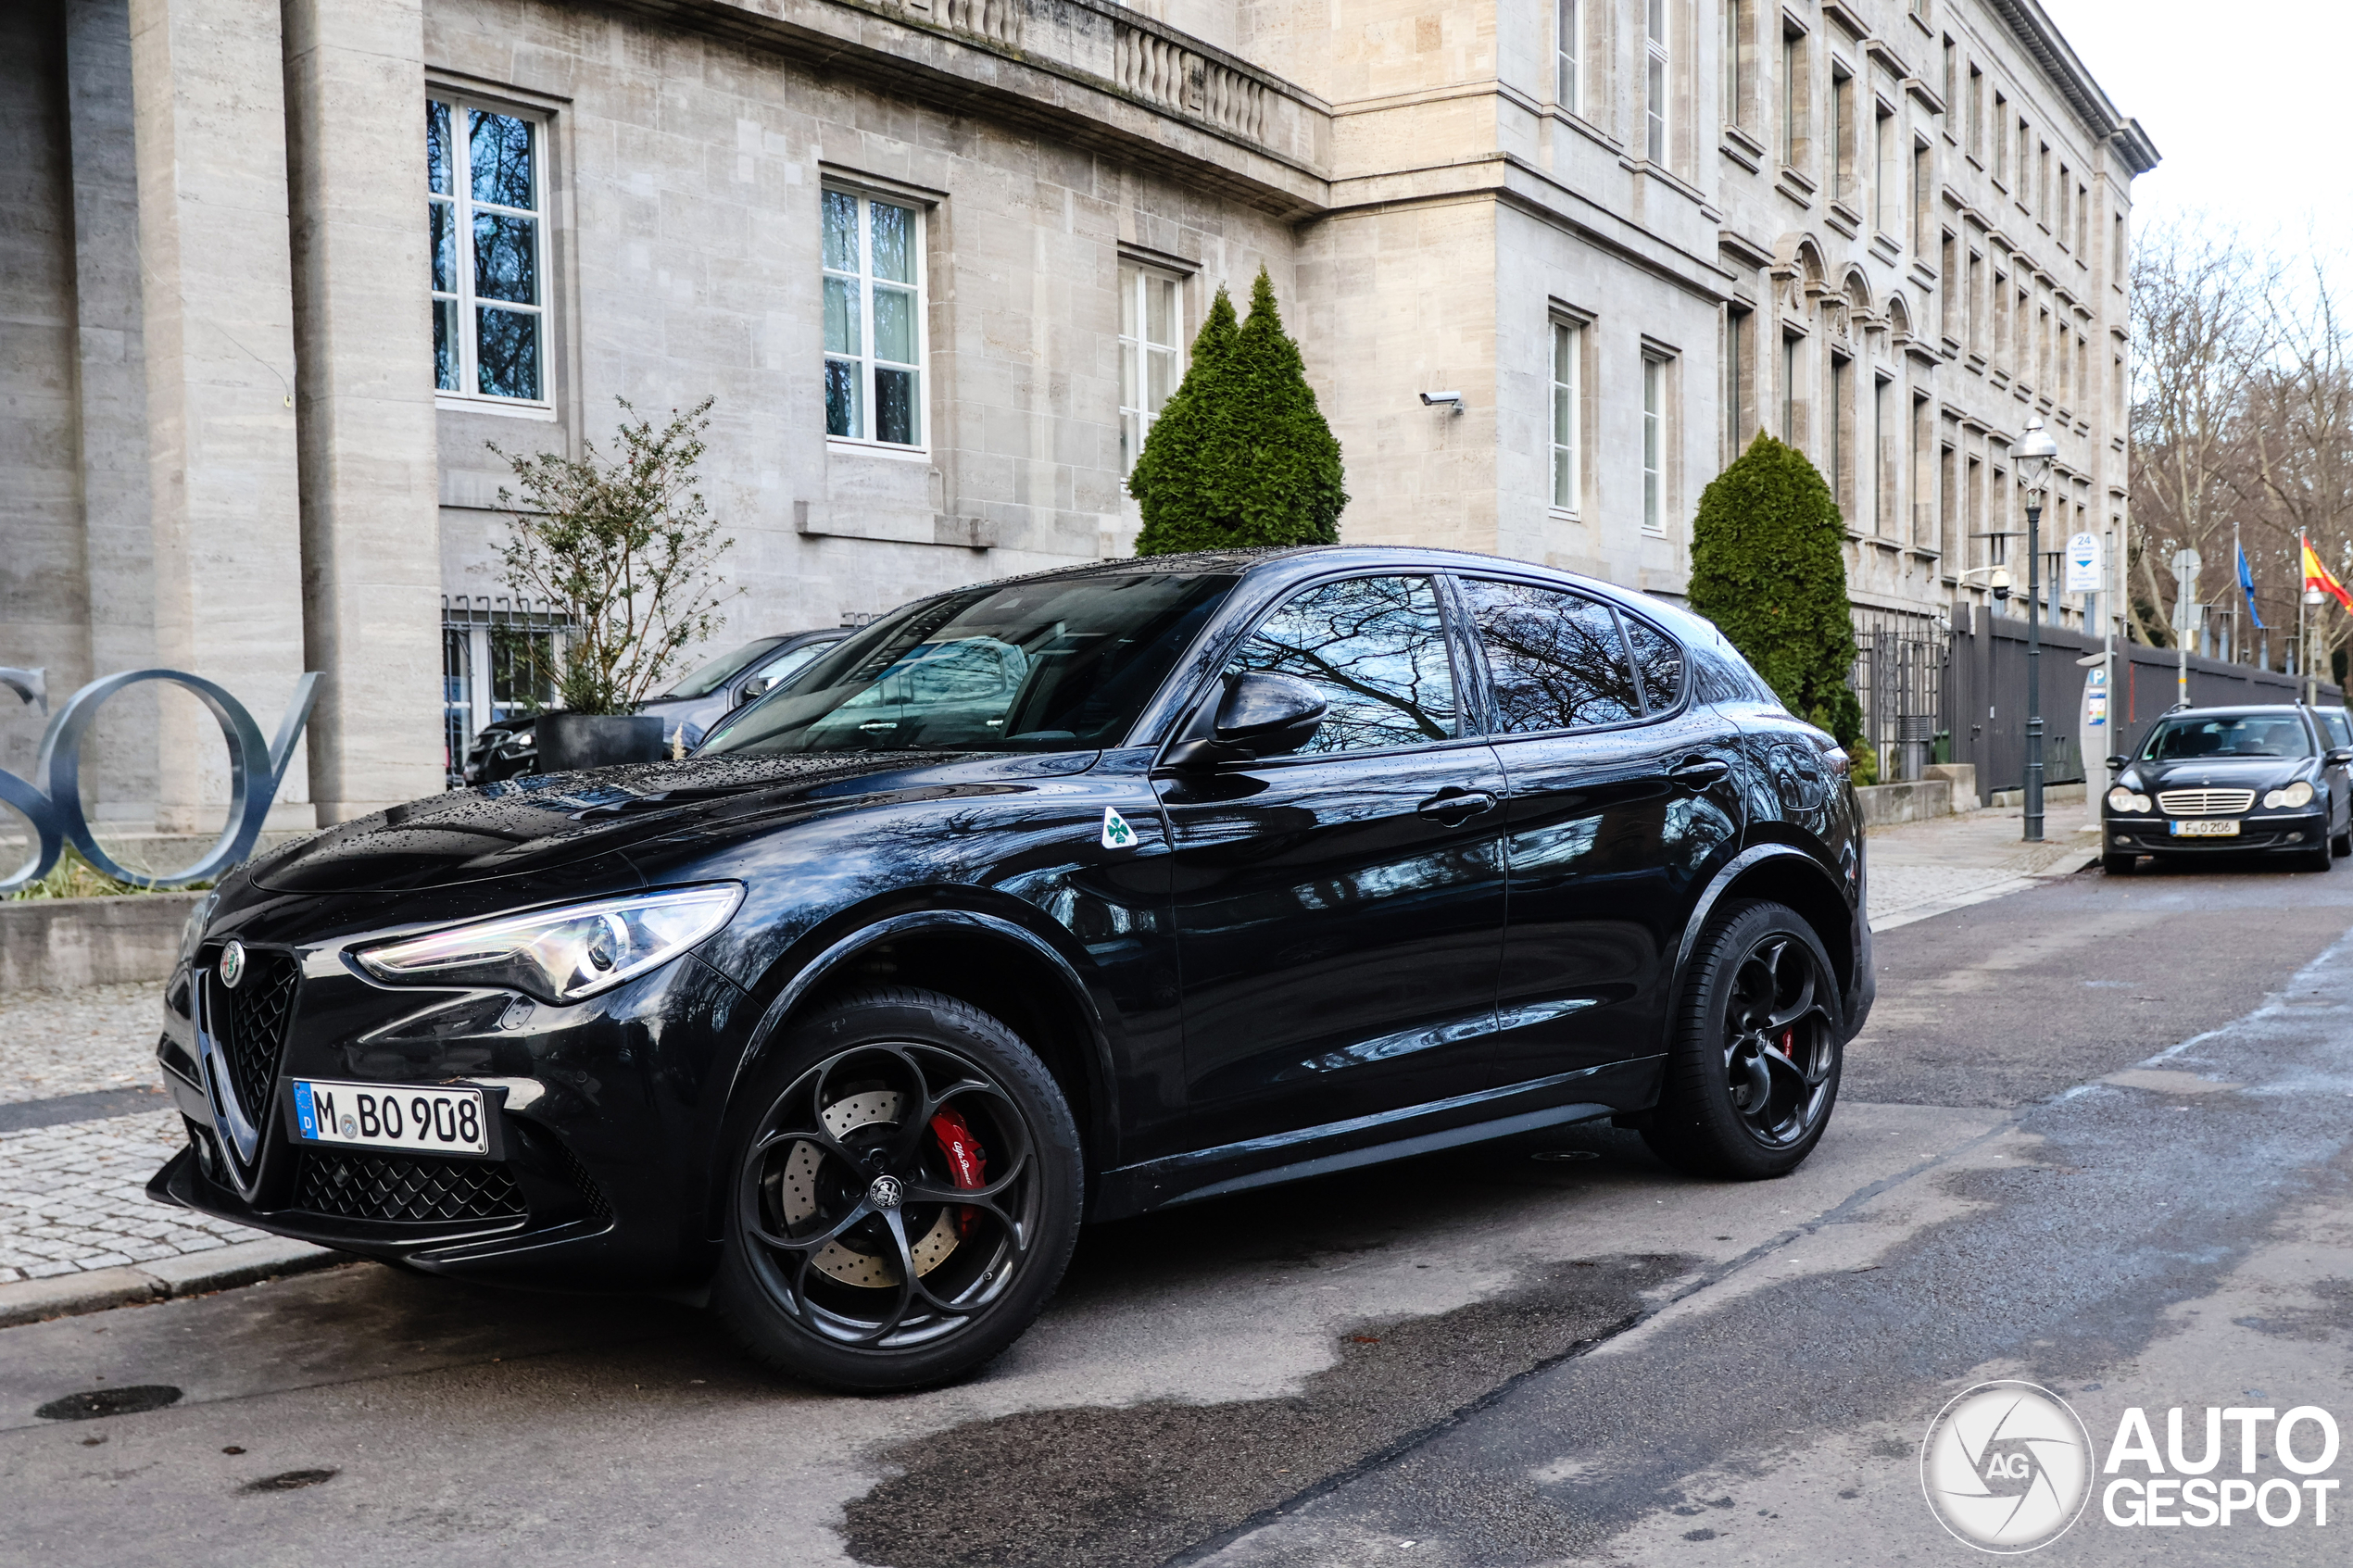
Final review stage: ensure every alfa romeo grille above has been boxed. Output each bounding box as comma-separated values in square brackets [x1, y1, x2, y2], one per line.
[2156, 788, 2257, 816]
[209, 950, 301, 1126]
[296, 1150, 526, 1223]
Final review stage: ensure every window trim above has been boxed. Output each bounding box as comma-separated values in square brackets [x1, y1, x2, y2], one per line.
[1550, 316, 1586, 520]
[429, 93, 554, 415]
[1644, 0, 1671, 165]
[1556, 0, 1583, 118]
[1642, 352, 1672, 536]
[823, 183, 932, 456]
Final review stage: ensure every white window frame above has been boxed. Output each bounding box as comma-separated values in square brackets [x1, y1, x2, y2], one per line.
[1556, 0, 1582, 117]
[430, 94, 552, 414]
[823, 186, 930, 455]
[1644, 0, 1670, 164]
[1118, 262, 1186, 479]
[1642, 354, 1669, 535]
[1550, 319, 1583, 517]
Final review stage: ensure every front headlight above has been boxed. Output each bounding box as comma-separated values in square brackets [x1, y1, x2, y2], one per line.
[2264, 781, 2316, 809]
[2107, 786, 2137, 812]
[355, 884, 743, 1003]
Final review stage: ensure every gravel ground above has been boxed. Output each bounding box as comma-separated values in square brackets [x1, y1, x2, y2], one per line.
[0, 981, 169, 1105]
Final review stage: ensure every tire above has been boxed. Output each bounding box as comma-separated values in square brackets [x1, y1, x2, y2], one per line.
[2331, 825, 2350, 859]
[2305, 833, 2334, 872]
[711, 986, 1082, 1392]
[2101, 851, 2136, 874]
[1642, 900, 1843, 1181]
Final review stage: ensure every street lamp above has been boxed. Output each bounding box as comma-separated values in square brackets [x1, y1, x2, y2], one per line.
[2016, 417, 2060, 844]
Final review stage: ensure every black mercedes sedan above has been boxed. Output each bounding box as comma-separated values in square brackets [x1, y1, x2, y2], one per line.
[150, 547, 1871, 1390]
[2102, 704, 2353, 872]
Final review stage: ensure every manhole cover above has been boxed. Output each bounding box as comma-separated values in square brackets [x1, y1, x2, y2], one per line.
[35, 1385, 183, 1422]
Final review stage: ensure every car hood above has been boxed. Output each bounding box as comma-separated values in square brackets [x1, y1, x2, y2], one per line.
[248, 750, 1093, 894]
[2129, 757, 2313, 792]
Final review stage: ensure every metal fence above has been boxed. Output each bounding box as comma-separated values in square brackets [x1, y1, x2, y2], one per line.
[1943, 602, 2342, 804]
[1850, 608, 1947, 783]
[441, 596, 573, 787]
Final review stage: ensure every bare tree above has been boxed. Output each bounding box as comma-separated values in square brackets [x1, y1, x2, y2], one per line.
[2237, 257, 2353, 674]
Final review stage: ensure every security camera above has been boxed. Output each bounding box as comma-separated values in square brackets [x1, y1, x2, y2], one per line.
[1419, 391, 1465, 413]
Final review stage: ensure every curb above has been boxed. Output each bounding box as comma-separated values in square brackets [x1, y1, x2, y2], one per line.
[0, 1237, 354, 1329]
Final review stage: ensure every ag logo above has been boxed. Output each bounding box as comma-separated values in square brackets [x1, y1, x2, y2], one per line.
[1101, 807, 1138, 850]
[1921, 1380, 2093, 1552]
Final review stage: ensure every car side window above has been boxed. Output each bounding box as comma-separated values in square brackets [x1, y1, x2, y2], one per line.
[1458, 578, 1641, 733]
[751, 641, 830, 692]
[1223, 576, 1458, 754]
[1621, 615, 1688, 712]
[2322, 711, 2353, 750]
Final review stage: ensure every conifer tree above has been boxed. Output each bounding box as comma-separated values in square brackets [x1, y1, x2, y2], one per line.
[1688, 433, 1868, 765]
[1131, 269, 1346, 555]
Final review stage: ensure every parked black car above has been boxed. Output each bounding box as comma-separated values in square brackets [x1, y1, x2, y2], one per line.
[2102, 704, 2353, 872]
[459, 629, 849, 784]
[151, 547, 1870, 1390]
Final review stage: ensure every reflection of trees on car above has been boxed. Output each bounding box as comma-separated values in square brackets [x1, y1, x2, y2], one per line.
[1225, 577, 1456, 752]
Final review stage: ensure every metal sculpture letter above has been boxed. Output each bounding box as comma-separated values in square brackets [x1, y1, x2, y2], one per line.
[0, 666, 319, 895]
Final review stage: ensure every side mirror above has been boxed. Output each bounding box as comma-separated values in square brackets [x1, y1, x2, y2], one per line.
[2328, 748, 2353, 767]
[2106, 754, 2129, 771]
[737, 676, 774, 703]
[1160, 672, 1328, 770]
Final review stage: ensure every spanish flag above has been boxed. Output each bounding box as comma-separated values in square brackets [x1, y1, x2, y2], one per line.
[2305, 538, 2353, 611]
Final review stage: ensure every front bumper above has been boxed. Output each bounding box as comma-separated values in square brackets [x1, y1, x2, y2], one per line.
[150, 914, 751, 1288]
[2103, 809, 2328, 854]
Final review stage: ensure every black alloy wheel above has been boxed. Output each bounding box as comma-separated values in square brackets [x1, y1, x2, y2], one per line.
[712, 987, 1080, 1392]
[1642, 900, 1843, 1180]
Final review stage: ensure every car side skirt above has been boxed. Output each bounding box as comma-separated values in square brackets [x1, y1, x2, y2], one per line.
[1090, 1056, 1661, 1221]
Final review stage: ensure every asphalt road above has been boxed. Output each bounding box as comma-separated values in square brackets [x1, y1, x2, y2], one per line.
[5, 855, 2351, 1566]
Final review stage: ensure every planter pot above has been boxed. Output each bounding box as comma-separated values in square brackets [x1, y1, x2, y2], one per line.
[535, 713, 666, 773]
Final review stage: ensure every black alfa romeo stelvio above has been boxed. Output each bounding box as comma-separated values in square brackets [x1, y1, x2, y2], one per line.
[150, 546, 1873, 1390]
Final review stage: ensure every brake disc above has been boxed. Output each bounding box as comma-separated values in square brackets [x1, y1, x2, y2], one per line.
[778, 1089, 961, 1287]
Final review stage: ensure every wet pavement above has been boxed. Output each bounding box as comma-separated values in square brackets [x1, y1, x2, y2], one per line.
[1, 854, 2348, 1565]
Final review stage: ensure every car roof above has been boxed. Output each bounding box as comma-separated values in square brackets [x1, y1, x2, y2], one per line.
[2156, 706, 2313, 720]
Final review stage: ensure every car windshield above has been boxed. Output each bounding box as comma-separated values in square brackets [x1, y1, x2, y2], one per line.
[698, 573, 1237, 756]
[658, 637, 789, 699]
[2143, 714, 2313, 760]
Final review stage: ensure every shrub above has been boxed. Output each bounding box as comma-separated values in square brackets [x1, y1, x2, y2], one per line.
[491, 397, 737, 716]
[1688, 433, 1864, 749]
[1132, 269, 1347, 555]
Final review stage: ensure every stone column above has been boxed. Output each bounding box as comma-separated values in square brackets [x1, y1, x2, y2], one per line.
[66, 0, 158, 824]
[282, 0, 444, 821]
[127, 0, 312, 834]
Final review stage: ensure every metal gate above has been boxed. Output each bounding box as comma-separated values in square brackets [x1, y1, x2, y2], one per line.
[1850, 609, 1946, 782]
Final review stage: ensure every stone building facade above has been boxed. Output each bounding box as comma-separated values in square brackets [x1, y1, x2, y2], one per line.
[1, 0, 2150, 832]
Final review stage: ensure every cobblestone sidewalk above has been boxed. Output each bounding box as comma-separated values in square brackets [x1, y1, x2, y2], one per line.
[0, 979, 272, 1285]
[1866, 799, 2099, 930]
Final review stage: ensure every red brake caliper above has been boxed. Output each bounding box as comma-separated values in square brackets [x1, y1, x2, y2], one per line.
[929, 1107, 988, 1237]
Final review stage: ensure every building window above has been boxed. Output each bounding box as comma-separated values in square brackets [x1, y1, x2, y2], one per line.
[1780, 332, 1799, 441]
[1993, 93, 2008, 183]
[2078, 183, 2090, 254]
[2057, 163, 2071, 245]
[1723, 1, 1740, 129]
[1725, 305, 1750, 460]
[1119, 263, 1182, 475]
[1871, 373, 1891, 533]
[1914, 142, 1933, 253]
[1829, 354, 1850, 518]
[441, 597, 567, 786]
[1967, 65, 1982, 157]
[1645, 0, 1669, 164]
[1875, 103, 1898, 234]
[1551, 320, 1582, 513]
[1642, 355, 1668, 534]
[824, 188, 926, 449]
[428, 96, 547, 404]
[1831, 67, 1853, 203]
[1782, 31, 1806, 169]
[1557, 0, 1581, 115]
[1942, 37, 1957, 109]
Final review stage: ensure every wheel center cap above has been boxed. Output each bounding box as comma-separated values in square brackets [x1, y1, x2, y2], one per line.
[868, 1174, 903, 1210]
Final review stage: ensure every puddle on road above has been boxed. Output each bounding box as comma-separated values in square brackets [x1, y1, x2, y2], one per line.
[841, 1252, 1692, 1568]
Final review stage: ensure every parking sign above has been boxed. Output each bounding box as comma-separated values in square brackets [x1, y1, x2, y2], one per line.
[2064, 533, 2102, 595]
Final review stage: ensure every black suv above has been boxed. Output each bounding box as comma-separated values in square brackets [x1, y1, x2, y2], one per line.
[151, 547, 1870, 1390]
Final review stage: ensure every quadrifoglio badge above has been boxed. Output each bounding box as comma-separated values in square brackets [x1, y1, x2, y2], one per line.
[1923, 1384, 2342, 1552]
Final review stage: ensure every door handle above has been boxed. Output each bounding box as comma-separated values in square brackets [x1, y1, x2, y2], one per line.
[1667, 756, 1730, 789]
[1417, 788, 1498, 823]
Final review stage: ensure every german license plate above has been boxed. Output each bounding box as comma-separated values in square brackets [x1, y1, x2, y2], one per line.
[291, 1079, 487, 1155]
[2170, 819, 2240, 837]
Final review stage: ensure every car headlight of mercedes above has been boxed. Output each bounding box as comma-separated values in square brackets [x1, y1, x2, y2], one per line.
[2107, 786, 2152, 813]
[2263, 781, 2316, 809]
[355, 884, 744, 1003]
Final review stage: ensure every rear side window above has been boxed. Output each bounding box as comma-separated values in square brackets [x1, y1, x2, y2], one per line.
[1224, 575, 1458, 754]
[2321, 710, 2353, 749]
[1620, 615, 1687, 711]
[1459, 579, 1642, 732]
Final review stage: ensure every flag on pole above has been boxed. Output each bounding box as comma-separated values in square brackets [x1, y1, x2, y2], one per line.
[2303, 538, 2353, 610]
[2239, 544, 2268, 629]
